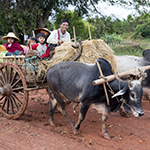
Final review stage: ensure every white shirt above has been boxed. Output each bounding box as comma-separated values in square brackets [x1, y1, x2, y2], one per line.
[46, 28, 71, 45]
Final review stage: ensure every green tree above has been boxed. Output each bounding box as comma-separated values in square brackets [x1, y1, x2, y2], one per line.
[0, 0, 149, 43]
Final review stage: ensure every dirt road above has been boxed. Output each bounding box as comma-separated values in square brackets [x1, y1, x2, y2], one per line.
[0, 89, 150, 150]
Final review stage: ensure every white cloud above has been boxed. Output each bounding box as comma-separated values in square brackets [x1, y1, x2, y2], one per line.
[97, 2, 136, 20]
[68, 2, 138, 20]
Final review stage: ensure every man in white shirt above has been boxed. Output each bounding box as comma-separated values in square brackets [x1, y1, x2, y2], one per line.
[47, 19, 71, 48]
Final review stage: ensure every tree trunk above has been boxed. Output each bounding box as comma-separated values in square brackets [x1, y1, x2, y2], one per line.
[36, 11, 51, 28]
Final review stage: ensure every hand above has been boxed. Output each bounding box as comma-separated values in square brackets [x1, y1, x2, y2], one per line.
[27, 38, 31, 45]
[58, 40, 64, 45]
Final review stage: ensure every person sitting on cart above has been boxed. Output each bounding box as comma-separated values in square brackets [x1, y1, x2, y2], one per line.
[2, 32, 24, 56]
[46, 19, 71, 52]
[25, 37, 38, 54]
[29, 33, 49, 60]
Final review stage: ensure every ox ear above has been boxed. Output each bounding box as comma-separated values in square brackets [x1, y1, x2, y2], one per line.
[112, 85, 128, 98]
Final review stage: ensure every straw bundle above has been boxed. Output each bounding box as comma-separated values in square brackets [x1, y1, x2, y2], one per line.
[47, 42, 78, 68]
[78, 39, 118, 73]
[47, 39, 118, 73]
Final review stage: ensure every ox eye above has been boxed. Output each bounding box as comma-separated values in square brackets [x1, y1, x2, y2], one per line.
[130, 92, 136, 99]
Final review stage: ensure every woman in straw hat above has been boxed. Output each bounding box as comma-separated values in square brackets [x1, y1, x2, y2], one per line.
[2, 32, 24, 56]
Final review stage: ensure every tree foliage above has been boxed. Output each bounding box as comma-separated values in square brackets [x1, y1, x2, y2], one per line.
[0, 0, 149, 43]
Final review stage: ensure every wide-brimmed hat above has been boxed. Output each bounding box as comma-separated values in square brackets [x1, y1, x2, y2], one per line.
[2, 32, 20, 42]
[34, 28, 51, 38]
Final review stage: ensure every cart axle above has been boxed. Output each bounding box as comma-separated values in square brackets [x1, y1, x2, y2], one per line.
[0, 86, 12, 97]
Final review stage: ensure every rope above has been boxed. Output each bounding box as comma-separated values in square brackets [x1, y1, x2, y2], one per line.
[105, 73, 140, 114]
[23, 55, 39, 71]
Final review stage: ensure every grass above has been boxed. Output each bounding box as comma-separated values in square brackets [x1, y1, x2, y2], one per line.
[110, 38, 150, 56]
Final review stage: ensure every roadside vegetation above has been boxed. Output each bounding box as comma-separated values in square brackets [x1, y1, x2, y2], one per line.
[110, 38, 150, 57]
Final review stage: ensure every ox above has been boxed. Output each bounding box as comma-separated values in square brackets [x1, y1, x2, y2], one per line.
[47, 58, 144, 139]
[115, 49, 150, 87]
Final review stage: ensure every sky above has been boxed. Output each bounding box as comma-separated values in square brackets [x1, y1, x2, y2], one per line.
[96, 2, 137, 20]
[68, 2, 137, 20]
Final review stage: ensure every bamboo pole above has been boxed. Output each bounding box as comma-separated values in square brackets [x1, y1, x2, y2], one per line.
[29, 43, 32, 50]
[0, 56, 25, 59]
[88, 23, 92, 40]
[73, 26, 77, 46]
[96, 62, 109, 105]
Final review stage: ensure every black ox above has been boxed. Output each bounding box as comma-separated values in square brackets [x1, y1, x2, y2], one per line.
[47, 58, 144, 139]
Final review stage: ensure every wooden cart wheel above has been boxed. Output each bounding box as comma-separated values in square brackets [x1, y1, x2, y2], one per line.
[0, 62, 28, 119]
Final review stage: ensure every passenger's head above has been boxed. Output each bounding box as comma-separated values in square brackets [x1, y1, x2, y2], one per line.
[7, 37, 15, 44]
[60, 19, 70, 33]
[37, 33, 46, 45]
[30, 37, 38, 45]
[2, 32, 20, 43]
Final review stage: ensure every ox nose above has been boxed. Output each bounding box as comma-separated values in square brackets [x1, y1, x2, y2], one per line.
[139, 112, 144, 117]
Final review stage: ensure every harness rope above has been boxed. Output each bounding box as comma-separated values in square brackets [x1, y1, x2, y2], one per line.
[23, 55, 39, 71]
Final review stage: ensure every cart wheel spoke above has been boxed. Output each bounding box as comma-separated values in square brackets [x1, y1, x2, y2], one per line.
[12, 91, 24, 98]
[10, 71, 17, 86]
[11, 77, 21, 88]
[9, 97, 14, 114]
[6, 97, 9, 114]
[8, 67, 13, 84]
[0, 80, 4, 86]
[12, 86, 24, 91]
[4, 66, 8, 83]
[12, 94, 23, 106]
[0, 70, 6, 85]
[1, 97, 7, 110]
[0, 95, 5, 101]
[10, 96, 19, 111]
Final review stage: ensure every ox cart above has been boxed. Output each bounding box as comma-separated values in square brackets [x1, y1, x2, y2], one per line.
[0, 39, 150, 120]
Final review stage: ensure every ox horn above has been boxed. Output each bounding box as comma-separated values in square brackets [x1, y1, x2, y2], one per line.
[138, 72, 147, 83]
[93, 65, 150, 86]
[128, 80, 133, 88]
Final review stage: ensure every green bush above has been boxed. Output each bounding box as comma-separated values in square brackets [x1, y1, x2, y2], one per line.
[102, 33, 123, 45]
[135, 21, 150, 38]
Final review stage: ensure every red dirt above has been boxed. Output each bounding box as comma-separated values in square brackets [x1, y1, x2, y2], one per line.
[0, 88, 150, 150]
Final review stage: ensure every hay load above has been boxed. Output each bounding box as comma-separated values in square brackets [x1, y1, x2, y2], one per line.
[48, 42, 78, 67]
[48, 39, 118, 73]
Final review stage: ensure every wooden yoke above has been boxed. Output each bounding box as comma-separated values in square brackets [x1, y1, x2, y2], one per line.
[96, 62, 110, 105]
[93, 65, 150, 86]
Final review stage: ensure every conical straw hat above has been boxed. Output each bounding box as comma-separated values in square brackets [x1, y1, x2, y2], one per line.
[2, 32, 20, 42]
[34, 28, 51, 38]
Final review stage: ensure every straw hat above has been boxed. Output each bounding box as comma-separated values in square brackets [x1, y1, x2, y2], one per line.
[2, 32, 20, 42]
[34, 28, 51, 38]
